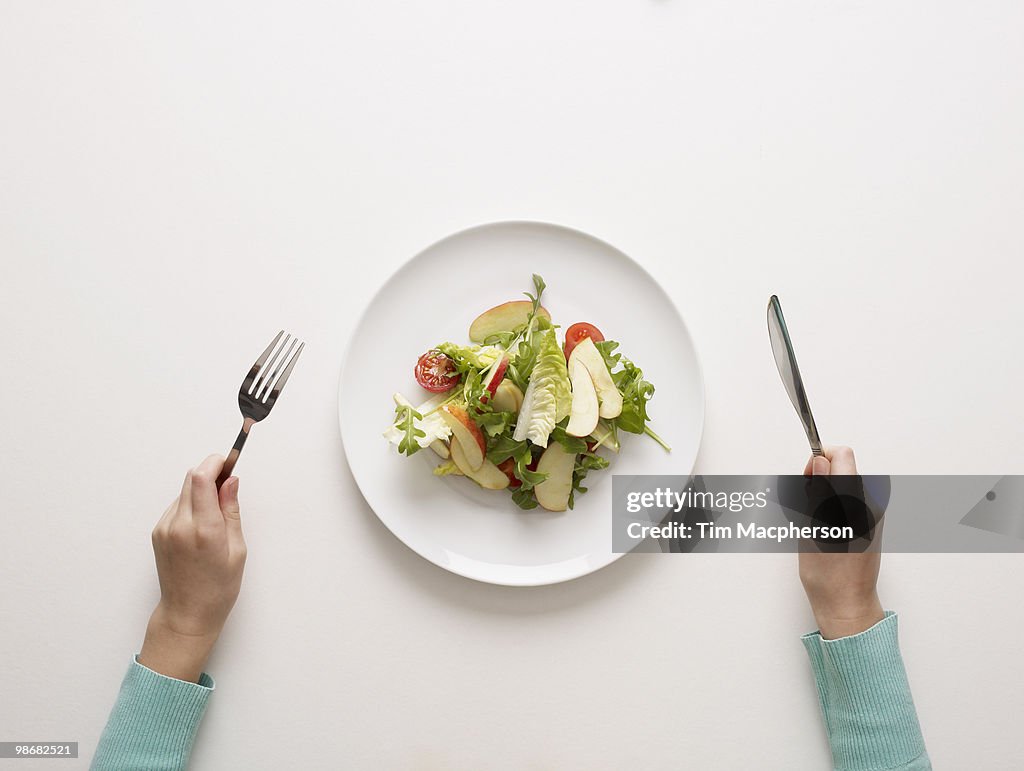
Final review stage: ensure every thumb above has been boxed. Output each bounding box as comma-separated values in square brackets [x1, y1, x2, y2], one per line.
[219, 476, 242, 524]
[811, 455, 831, 477]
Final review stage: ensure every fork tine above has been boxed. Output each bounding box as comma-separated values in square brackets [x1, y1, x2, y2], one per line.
[255, 336, 297, 401]
[250, 333, 291, 397]
[243, 330, 284, 391]
[221, 331, 304, 485]
[264, 341, 304, 405]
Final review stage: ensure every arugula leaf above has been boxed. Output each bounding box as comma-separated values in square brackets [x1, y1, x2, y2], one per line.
[524, 273, 546, 314]
[612, 356, 655, 434]
[596, 346, 672, 452]
[461, 368, 487, 409]
[476, 410, 515, 438]
[550, 424, 588, 455]
[486, 435, 546, 489]
[511, 486, 539, 510]
[457, 360, 506, 431]
[496, 275, 550, 386]
[394, 403, 425, 456]
[486, 434, 526, 465]
[513, 445, 547, 490]
[588, 419, 620, 452]
[593, 340, 622, 372]
[568, 451, 611, 509]
[506, 340, 536, 391]
[506, 337, 536, 392]
[506, 316, 554, 390]
[482, 329, 518, 348]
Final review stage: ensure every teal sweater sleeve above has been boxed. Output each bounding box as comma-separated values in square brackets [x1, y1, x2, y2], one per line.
[802, 612, 930, 771]
[91, 657, 214, 771]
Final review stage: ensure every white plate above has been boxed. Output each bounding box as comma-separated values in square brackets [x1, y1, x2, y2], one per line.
[339, 221, 704, 586]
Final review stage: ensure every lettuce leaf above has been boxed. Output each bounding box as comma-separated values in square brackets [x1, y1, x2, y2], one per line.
[511, 328, 571, 447]
[434, 343, 502, 372]
[432, 460, 462, 476]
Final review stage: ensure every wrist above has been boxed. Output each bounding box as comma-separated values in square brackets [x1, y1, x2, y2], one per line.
[811, 593, 885, 640]
[138, 604, 220, 683]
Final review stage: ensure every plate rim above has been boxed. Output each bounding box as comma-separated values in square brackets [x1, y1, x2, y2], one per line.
[338, 218, 706, 587]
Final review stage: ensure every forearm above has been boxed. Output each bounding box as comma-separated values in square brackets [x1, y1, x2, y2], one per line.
[92, 458, 240, 769]
[803, 612, 930, 771]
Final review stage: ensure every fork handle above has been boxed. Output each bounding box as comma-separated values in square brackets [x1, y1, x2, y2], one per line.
[217, 418, 255, 487]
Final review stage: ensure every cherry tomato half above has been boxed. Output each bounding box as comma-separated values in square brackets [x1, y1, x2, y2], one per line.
[497, 456, 539, 488]
[414, 351, 460, 392]
[563, 322, 605, 360]
[497, 458, 521, 488]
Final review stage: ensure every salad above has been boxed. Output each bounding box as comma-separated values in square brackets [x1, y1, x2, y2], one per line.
[383, 275, 670, 511]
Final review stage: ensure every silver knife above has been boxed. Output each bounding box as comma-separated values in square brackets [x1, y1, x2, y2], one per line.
[767, 295, 823, 456]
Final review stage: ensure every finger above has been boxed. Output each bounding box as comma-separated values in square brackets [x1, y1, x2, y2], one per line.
[155, 497, 178, 530]
[825, 446, 857, 476]
[811, 455, 831, 477]
[803, 456, 814, 477]
[171, 468, 193, 524]
[190, 454, 226, 526]
[219, 476, 241, 521]
[219, 476, 245, 547]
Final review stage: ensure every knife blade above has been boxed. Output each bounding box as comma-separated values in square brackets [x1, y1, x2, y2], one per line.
[767, 295, 823, 456]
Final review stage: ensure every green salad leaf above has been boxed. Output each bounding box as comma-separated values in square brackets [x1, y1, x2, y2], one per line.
[486, 434, 526, 465]
[569, 451, 611, 508]
[394, 403, 425, 456]
[434, 342, 502, 373]
[511, 486, 540, 509]
[513, 444, 547, 489]
[476, 410, 515, 438]
[596, 343, 671, 452]
[550, 423, 587, 455]
[525, 273, 546, 310]
[594, 340, 622, 372]
[506, 316, 554, 391]
[511, 327, 571, 447]
[432, 460, 461, 476]
[460, 368, 487, 409]
[612, 356, 655, 434]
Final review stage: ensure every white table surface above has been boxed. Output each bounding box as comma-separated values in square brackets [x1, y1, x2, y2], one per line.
[2, 3, 1023, 769]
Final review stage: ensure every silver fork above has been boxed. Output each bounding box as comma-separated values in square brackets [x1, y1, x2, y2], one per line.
[216, 330, 305, 487]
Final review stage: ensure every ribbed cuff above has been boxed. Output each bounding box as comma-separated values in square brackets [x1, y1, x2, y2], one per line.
[91, 656, 214, 770]
[802, 613, 929, 771]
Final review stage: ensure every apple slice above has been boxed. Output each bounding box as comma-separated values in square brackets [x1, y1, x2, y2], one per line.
[491, 380, 524, 414]
[450, 438, 510, 490]
[568, 337, 622, 419]
[429, 440, 450, 459]
[534, 443, 576, 512]
[469, 301, 551, 343]
[482, 355, 509, 399]
[565, 357, 599, 437]
[439, 405, 485, 470]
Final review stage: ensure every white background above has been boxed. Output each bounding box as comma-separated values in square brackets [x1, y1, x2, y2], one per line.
[2, 2, 1022, 769]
